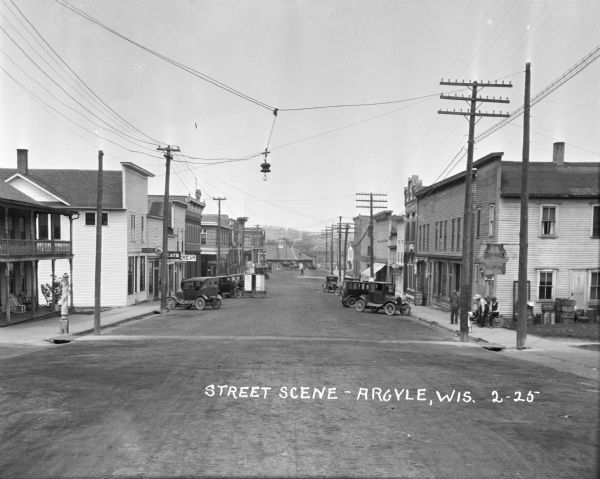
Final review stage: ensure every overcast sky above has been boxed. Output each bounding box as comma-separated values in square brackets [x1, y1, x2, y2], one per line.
[1, 0, 599, 231]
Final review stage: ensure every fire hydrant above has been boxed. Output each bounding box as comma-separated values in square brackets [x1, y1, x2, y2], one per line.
[59, 273, 70, 334]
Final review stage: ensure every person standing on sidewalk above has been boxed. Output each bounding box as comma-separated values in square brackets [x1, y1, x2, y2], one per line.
[299, 263, 304, 276]
[450, 290, 460, 324]
[489, 296, 499, 328]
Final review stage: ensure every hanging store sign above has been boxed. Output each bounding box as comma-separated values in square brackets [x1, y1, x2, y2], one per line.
[167, 251, 181, 260]
[483, 243, 508, 275]
[181, 254, 197, 262]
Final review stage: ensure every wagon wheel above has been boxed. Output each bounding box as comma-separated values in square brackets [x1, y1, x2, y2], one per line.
[165, 297, 177, 311]
[355, 298, 365, 312]
[346, 297, 357, 308]
[384, 302, 396, 316]
[195, 297, 206, 310]
[212, 298, 222, 310]
[233, 288, 242, 299]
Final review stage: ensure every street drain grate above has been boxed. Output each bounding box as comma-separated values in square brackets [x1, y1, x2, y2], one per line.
[482, 343, 506, 352]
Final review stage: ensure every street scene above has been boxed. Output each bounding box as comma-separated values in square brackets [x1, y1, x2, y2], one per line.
[1, 1, 599, 478]
[1, 270, 598, 478]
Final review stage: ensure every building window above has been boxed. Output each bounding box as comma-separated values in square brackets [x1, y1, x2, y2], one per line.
[52, 214, 61, 240]
[541, 206, 556, 237]
[451, 219, 455, 251]
[456, 218, 461, 251]
[141, 216, 145, 243]
[488, 204, 496, 237]
[538, 270, 554, 300]
[201, 228, 207, 245]
[590, 271, 600, 302]
[39, 214, 48, 239]
[592, 206, 600, 238]
[84, 212, 108, 226]
[443, 220, 447, 251]
[426, 224, 430, 251]
[130, 214, 136, 241]
[476, 208, 481, 239]
[434, 222, 438, 250]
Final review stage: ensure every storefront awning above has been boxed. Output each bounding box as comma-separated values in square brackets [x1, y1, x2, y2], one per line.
[360, 262, 386, 278]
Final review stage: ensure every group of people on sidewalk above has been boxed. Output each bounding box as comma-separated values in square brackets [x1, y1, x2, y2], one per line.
[449, 290, 499, 328]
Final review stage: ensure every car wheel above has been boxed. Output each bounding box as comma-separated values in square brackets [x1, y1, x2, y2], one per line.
[400, 304, 411, 316]
[341, 297, 349, 308]
[384, 302, 396, 316]
[165, 297, 177, 311]
[334, 287, 341, 296]
[347, 297, 357, 308]
[195, 297, 206, 310]
[212, 298, 222, 310]
[355, 298, 365, 312]
[233, 288, 242, 299]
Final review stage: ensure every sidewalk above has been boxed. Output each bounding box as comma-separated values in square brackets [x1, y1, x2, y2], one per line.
[410, 304, 600, 382]
[0, 301, 161, 346]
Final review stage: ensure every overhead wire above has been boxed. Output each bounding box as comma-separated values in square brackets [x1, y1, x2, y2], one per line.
[5, 0, 165, 146]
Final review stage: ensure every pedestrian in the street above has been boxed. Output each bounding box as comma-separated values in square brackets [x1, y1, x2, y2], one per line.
[490, 296, 499, 328]
[450, 290, 459, 325]
[299, 262, 304, 276]
[473, 294, 482, 325]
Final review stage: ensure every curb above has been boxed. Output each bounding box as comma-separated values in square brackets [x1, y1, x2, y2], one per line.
[47, 310, 161, 343]
[409, 313, 489, 344]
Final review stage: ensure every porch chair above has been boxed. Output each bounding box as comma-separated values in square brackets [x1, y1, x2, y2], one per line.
[8, 294, 26, 313]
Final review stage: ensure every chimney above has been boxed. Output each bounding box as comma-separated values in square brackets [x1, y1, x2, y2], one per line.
[553, 142, 565, 166]
[17, 149, 29, 175]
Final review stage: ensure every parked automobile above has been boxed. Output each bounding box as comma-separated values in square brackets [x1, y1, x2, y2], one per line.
[217, 275, 243, 299]
[354, 282, 399, 316]
[340, 279, 370, 308]
[322, 275, 340, 294]
[166, 277, 222, 311]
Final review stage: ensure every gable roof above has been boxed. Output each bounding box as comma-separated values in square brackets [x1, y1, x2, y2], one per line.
[0, 181, 76, 214]
[501, 162, 600, 198]
[0, 168, 123, 209]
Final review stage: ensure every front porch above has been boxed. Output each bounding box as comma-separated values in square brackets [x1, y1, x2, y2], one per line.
[0, 304, 62, 327]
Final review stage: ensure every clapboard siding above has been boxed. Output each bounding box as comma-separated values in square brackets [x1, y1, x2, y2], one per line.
[496, 198, 600, 314]
[38, 210, 128, 307]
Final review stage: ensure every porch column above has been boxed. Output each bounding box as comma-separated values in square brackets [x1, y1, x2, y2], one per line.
[69, 257, 74, 309]
[33, 260, 38, 313]
[51, 259, 55, 310]
[5, 261, 10, 323]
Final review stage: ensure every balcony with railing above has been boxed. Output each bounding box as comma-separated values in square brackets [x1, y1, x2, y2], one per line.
[0, 238, 72, 258]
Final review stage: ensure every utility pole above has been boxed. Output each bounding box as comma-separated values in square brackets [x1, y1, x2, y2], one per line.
[356, 193, 387, 279]
[94, 150, 103, 334]
[338, 217, 342, 278]
[439, 78, 512, 342]
[321, 227, 330, 271]
[342, 223, 353, 279]
[213, 197, 226, 275]
[517, 63, 531, 349]
[157, 145, 180, 315]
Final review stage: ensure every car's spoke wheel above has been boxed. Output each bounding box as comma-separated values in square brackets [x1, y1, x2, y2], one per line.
[195, 297, 206, 310]
[212, 298, 222, 310]
[233, 288, 242, 299]
[384, 302, 396, 316]
[355, 298, 365, 312]
[347, 297, 357, 308]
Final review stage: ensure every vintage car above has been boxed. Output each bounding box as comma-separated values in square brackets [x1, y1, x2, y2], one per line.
[354, 282, 400, 316]
[166, 276, 222, 311]
[322, 275, 340, 294]
[217, 275, 244, 299]
[340, 279, 370, 308]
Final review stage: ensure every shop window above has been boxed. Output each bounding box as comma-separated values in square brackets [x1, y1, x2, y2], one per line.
[590, 271, 599, 302]
[538, 270, 554, 300]
[541, 206, 557, 237]
[128, 257, 135, 295]
[139, 256, 146, 292]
